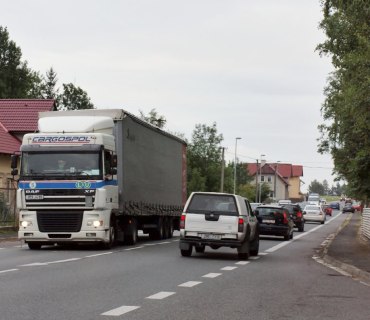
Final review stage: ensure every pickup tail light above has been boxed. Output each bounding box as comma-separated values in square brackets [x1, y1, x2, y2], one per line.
[238, 218, 244, 232]
[180, 214, 186, 229]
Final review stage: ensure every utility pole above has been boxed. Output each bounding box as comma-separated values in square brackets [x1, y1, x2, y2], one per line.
[255, 159, 259, 202]
[233, 137, 241, 194]
[220, 147, 225, 192]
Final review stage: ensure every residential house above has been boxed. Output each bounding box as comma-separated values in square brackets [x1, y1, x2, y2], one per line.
[0, 99, 56, 189]
[246, 162, 304, 202]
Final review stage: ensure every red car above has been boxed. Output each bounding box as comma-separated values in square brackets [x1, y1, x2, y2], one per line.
[323, 205, 332, 216]
[352, 202, 362, 213]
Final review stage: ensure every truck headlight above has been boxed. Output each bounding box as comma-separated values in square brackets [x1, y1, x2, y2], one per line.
[87, 220, 103, 227]
[20, 221, 33, 228]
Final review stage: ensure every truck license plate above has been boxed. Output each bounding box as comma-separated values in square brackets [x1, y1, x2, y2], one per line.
[201, 234, 221, 240]
[25, 195, 44, 200]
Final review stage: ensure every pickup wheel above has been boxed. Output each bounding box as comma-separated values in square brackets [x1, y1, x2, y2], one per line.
[195, 245, 205, 253]
[181, 246, 193, 257]
[249, 230, 260, 256]
[237, 239, 250, 260]
[28, 242, 42, 250]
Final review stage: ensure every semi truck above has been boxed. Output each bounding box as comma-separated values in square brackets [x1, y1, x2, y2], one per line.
[11, 109, 187, 249]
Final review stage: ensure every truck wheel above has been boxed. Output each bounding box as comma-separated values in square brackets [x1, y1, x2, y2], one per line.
[28, 242, 42, 250]
[181, 246, 193, 257]
[104, 217, 116, 249]
[249, 230, 259, 256]
[124, 218, 138, 245]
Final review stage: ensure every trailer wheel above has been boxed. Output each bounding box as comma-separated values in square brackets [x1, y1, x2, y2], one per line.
[124, 218, 138, 245]
[150, 217, 164, 240]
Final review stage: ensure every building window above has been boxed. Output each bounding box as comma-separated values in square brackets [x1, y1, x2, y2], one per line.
[268, 176, 272, 182]
[261, 175, 264, 182]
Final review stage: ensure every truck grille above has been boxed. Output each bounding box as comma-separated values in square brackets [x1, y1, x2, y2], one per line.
[25, 189, 95, 209]
[37, 211, 83, 232]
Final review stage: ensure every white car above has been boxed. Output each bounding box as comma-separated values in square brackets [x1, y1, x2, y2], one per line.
[179, 192, 259, 260]
[303, 205, 326, 224]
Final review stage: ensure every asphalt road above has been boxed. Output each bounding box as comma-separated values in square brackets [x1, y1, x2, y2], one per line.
[1, 210, 369, 320]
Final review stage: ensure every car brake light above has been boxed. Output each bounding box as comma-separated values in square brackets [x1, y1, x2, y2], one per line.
[180, 214, 186, 229]
[297, 211, 302, 218]
[283, 212, 289, 224]
[238, 218, 244, 232]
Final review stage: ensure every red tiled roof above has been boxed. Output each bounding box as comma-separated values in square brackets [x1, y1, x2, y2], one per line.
[246, 162, 303, 178]
[0, 99, 55, 154]
[0, 122, 21, 154]
[0, 99, 55, 131]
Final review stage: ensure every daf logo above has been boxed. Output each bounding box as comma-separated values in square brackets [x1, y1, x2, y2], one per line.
[25, 189, 40, 194]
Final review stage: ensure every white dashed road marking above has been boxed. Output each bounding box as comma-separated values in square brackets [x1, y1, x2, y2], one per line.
[249, 256, 260, 260]
[47, 258, 81, 264]
[221, 266, 237, 271]
[101, 305, 140, 316]
[85, 252, 113, 258]
[178, 281, 202, 287]
[125, 246, 145, 251]
[146, 291, 176, 300]
[202, 273, 222, 278]
[0, 268, 18, 274]
[235, 261, 250, 265]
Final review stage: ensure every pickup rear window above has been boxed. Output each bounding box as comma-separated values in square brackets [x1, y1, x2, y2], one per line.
[186, 194, 238, 216]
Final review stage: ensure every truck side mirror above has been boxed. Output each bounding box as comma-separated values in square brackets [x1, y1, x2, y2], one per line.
[11, 154, 18, 169]
[112, 154, 117, 167]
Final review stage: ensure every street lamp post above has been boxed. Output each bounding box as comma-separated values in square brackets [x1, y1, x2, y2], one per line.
[258, 154, 265, 203]
[233, 137, 242, 194]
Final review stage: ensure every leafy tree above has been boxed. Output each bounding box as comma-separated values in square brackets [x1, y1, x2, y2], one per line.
[308, 179, 325, 195]
[58, 83, 94, 110]
[317, 0, 370, 202]
[187, 122, 223, 194]
[139, 108, 166, 128]
[0, 26, 40, 98]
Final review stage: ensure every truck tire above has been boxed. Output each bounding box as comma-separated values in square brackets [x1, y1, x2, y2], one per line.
[124, 218, 138, 245]
[104, 216, 116, 249]
[150, 217, 164, 240]
[28, 242, 42, 250]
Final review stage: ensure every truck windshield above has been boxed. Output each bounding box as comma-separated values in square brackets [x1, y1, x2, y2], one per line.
[20, 152, 102, 180]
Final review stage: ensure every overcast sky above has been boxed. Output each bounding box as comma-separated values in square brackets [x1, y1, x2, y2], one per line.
[2, 0, 336, 192]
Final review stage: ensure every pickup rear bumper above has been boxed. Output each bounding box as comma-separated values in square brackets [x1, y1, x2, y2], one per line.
[180, 238, 243, 249]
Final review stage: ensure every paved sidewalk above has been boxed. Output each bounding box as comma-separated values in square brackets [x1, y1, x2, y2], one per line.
[315, 212, 370, 285]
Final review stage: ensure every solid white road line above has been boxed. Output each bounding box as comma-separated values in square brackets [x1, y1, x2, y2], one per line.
[101, 305, 140, 316]
[178, 281, 202, 287]
[202, 273, 222, 278]
[85, 252, 113, 258]
[47, 258, 81, 264]
[221, 266, 238, 271]
[146, 291, 176, 300]
[0, 268, 18, 274]
[18, 262, 48, 267]
[125, 246, 145, 251]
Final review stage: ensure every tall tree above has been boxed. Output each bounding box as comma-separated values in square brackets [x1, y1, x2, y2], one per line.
[317, 0, 370, 202]
[139, 108, 166, 128]
[58, 83, 94, 110]
[308, 180, 325, 195]
[187, 123, 223, 194]
[44, 67, 59, 99]
[0, 26, 40, 98]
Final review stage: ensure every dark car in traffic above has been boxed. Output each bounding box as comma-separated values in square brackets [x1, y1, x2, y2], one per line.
[255, 205, 294, 240]
[342, 203, 355, 213]
[281, 203, 305, 232]
[329, 202, 340, 210]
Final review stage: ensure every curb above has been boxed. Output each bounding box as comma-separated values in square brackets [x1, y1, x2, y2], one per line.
[314, 213, 370, 286]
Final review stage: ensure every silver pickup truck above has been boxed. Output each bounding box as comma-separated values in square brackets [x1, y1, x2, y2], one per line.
[179, 192, 259, 259]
